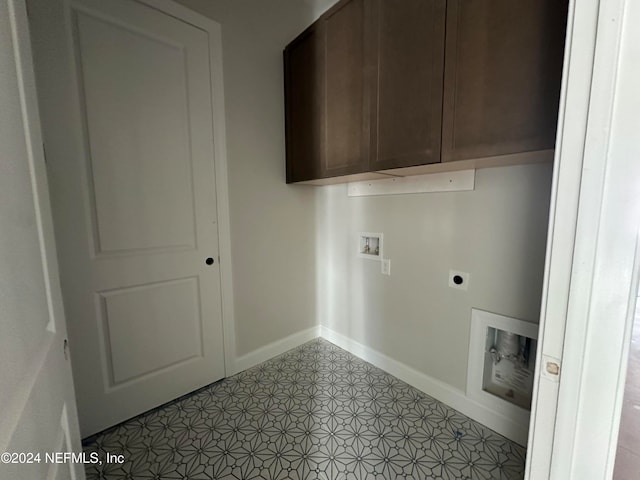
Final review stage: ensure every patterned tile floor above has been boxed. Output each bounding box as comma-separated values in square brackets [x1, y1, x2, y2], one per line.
[84, 339, 526, 479]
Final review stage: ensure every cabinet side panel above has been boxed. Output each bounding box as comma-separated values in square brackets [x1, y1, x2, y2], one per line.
[284, 26, 325, 183]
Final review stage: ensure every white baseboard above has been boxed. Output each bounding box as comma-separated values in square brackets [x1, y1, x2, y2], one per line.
[319, 325, 529, 446]
[232, 326, 320, 375]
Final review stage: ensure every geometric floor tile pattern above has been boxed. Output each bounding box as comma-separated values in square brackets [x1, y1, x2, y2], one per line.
[84, 338, 526, 479]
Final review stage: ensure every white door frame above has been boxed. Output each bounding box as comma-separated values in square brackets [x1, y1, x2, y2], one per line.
[128, 0, 237, 375]
[526, 0, 640, 477]
[1, 0, 84, 477]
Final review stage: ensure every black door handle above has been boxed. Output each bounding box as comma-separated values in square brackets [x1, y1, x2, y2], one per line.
[205, 257, 214, 265]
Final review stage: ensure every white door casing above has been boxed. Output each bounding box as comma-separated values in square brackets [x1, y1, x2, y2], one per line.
[548, 0, 640, 476]
[0, 0, 84, 478]
[29, 0, 235, 437]
[524, 0, 601, 476]
[526, 0, 640, 478]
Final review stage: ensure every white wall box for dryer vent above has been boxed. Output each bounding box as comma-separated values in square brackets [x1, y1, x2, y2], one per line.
[358, 233, 383, 260]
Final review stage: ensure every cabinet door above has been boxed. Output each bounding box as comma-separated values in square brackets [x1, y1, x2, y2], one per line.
[323, 0, 369, 178]
[442, 0, 568, 162]
[370, 0, 446, 171]
[284, 24, 325, 183]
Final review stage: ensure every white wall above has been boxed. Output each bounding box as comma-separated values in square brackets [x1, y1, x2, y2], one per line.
[317, 164, 553, 391]
[175, 0, 336, 357]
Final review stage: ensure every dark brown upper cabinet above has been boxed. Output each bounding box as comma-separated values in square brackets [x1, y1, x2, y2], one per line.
[284, 23, 325, 183]
[369, 0, 446, 171]
[284, 0, 568, 184]
[441, 0, 568, 163]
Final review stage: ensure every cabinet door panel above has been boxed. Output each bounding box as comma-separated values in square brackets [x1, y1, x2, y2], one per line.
[323, 0, 369, 177]
[371, 0, 446, 171]
[442, 0, 568, 162]
[284, 25, 325, 183]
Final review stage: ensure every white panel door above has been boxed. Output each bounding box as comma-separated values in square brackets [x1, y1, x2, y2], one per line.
[29, 0, 226, 436]
[0, 0, 84, 479]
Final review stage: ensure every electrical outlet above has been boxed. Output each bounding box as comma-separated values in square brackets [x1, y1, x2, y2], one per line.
[381, 259, 391, 276]
[449, 270, 470, 290]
